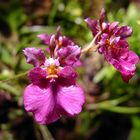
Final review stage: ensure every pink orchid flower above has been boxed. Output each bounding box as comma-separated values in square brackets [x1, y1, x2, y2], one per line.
[85, 9, 139, 82]
[23, 27, 85, 124]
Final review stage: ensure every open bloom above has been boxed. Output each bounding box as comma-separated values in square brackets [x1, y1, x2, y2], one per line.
[85, 9, 139, 82]
[23, 27, 85, 124]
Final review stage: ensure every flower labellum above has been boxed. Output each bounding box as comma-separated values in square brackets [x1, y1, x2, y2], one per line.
[23, 27, 85, 124]
[85, 8, 139, 82]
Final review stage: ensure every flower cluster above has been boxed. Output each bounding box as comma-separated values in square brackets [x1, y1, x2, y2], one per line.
[23, 9, 139, 125]
[23, 27, 85, 124]
[85, 9, 139, 82]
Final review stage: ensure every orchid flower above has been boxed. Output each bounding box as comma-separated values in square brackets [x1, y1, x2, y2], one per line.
[23, 27, 85, 124]
[85, 9, 139, 82]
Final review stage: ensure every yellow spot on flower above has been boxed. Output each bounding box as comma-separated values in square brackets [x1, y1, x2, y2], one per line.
[46, 65, 59, 79]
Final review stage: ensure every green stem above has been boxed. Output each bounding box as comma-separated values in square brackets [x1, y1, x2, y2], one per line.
[81, 31, 101, 53]
[97, 105, 140, 114]
[86, 94, 138, 114]
[101, 93, 133, 106]
[0, 71, 28, 83]
[87, 103, 140, 114]
[38, 125, 54, 140]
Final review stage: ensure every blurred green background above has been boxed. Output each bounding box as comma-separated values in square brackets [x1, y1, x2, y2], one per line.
[0, 0, 140, 140]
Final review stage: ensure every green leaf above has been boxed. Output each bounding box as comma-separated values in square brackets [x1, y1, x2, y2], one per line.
[129, 116, 140, 140]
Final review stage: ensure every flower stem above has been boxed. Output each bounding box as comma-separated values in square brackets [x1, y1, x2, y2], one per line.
[38, 125, 54, 140]
[104, 93, 133, 106]
[81, 31, 101, 53]
[87, 103, 140, 114]
[0, 71, 28, 83]
[98, 105, 140, 114]
[86, 94, 139, 114]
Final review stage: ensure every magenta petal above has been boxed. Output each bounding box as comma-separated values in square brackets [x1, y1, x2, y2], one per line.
[58, 66, 78, 86]
[115, 26, 132, 39]
[57, 84, 85, 117]
[85, 18, 99, 36]
[109, 22, 119, 32]
[23, 48, 45, 67]
[65, 45, 81, 67]
[99, 8, 106, 26]
[57, 47, 68, 57]
[23, 84, 60, 124]
[107, 50, 139, 82]
[60, 36, 74, 46]
[126, 51, 139, 64]
[121, 75, 132, 83]
[28, 67, 48, 87]
[55, 26, 62, 39]
[37, 34, 51, 45]
[103, 41, 139, 83]
[112, 59, 135, 74]
[116, 40, 129, 49]
[98, 33, 109, 46]
[58, 45, 81, 67]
